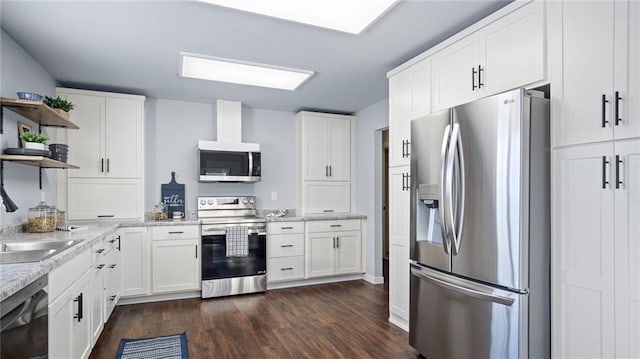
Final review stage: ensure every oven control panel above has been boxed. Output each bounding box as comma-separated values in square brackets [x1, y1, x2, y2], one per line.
[197, 196, 256, 210]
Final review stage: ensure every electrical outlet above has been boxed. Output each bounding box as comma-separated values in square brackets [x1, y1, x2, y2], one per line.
[271, 192, 277, 200]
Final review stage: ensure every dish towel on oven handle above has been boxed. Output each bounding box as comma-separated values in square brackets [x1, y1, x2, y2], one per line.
[226, 226, 249, 257]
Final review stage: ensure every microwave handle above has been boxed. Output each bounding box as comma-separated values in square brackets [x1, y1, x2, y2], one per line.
[249, 152, 253, 176]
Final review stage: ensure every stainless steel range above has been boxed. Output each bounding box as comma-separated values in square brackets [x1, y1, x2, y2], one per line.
[198, 196, 267, 298]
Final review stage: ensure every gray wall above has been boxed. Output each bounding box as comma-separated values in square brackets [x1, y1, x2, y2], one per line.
[145, 99, 297, 213]
[0, 30, 58, 226]
[354, 99, 389, 279]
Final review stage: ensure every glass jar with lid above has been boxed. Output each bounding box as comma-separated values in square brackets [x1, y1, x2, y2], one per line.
[28, 201, 56, 233]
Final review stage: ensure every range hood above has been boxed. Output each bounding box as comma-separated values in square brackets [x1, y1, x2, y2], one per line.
[198, 100, 261, 183]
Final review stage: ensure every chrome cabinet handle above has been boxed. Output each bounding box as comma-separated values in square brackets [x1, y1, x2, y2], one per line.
[602, 156, 610, 189]
[602, 94, 610, 127]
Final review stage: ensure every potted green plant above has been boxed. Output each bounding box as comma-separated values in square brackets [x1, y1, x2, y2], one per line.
[44, 96, 74, 119]
[20, 132, 49, 151]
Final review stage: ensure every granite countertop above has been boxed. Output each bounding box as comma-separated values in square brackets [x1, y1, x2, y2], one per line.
[0, 213, 366, 302]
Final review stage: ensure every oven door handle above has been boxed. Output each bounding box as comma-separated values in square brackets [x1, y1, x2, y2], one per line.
[201, 229, 267, 236]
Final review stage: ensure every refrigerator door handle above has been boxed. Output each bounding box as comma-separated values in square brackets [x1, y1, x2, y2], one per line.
[411, 265, 515, 306]
[448, 123, 466, 255]
[439, 124, 452, 254]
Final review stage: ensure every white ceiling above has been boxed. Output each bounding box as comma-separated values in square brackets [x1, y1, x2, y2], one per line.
[0, 0, 510, 114]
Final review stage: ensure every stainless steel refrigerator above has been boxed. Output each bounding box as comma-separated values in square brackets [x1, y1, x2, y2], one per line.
[409, 88, 550, 359]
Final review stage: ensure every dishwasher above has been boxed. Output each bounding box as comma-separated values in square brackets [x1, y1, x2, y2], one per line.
[0, 275, 48, 359]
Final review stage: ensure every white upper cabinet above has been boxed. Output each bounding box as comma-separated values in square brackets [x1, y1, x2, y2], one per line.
[298, 111, 352, 182]
[59, 88, 144, 179]
[297, 111, 354, 214]
[431, 35, 480, 112]
[388, 58, 431, 168]
[432, 1, 544, 112]
[553, 0, 640, 147]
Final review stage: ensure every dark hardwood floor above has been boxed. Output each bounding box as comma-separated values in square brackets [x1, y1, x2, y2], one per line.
[90, 280, 419, 358]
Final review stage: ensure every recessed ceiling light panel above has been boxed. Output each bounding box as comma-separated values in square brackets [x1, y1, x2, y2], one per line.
[196, 0, 399, 34]
[179, 52, 314, 90]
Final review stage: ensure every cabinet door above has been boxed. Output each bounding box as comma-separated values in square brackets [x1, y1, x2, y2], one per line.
[307, 232, 335, 278]
[105, 97, 144, 178]
[553, 143, 615, 358]
[67, 178, 142, 220]
[328, 118, 351, 181]
[49, 292, 74, 359]
[303, 117, 330, 181]
[335, 231, 361, 274]
[554, 1, 615, 147]
[152, 239, 200, 293]
[388, 166, 410, 325]
[89, 262, 105, 345]
[614, 1, 640, 140]
[120, 227, 149, 297]
[480, 1, 544, 96]
[389, 70, 411, 167]
[614, 139, 640, 358]
[303, 181, 350, 214]
[431, 35, 480, 112]
[63, 92, 105, 178]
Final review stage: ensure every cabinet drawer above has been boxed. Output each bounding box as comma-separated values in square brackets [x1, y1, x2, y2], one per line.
[150, 225, 199, 240]
[90, 239, 106, 264]
[306, 219, 361, 233]
[49, 248, 91, 301]
[267, 256, 305, 282]
[267, 233, 304, 258]
[267, 222, 304, 235]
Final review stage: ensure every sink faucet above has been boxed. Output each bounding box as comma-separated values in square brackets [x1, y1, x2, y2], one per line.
[1, 185, 18, 213]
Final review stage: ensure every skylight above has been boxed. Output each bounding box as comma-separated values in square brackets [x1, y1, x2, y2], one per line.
[179, 52, 314, 90]
[196, 0, 399, 34]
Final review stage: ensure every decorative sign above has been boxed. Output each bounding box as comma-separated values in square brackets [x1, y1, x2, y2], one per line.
[161, 172, 185, 217]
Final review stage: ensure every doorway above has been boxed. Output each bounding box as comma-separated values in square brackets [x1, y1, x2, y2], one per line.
[382, 129, 389, 281]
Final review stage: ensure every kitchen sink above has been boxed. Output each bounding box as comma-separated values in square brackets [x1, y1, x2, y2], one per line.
[0, 240, 82, 264]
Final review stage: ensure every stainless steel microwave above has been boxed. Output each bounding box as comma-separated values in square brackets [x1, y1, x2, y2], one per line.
[198, 141, 261, 182]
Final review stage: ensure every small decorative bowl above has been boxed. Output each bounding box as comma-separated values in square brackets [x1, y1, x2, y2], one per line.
[17, 92, 44, 102]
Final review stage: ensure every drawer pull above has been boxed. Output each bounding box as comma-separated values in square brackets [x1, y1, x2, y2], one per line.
[281, 226, 294, 230]
[281, 267, 294, 271]
[108, 239, 117, 243]
[109, 264, 117, 269]
[97, 264, 105, 270]
[323, 210, 334, 213]
[330, 224, 342, 228]
[280, 244, 294, 248]
[96, 248, 105, 254]
[169, 231, 184, 234]
[109, 295, 117, 301]
[97, 215, 114, 218]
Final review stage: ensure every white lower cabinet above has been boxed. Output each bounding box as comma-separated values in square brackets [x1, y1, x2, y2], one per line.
[305, 220, 362, 278]
[151, 226, 200, 294]
[553, 139, 640, 358]
[119, 227, 150, 297]
[267, 222, 305, 283]
[388, 166, 410, 329]
[49, 270, 92, 359]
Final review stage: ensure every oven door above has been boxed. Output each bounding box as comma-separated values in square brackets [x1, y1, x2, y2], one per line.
[201, 225, 266, 280]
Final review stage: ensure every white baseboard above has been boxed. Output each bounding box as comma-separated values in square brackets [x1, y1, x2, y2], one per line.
[267, 274, 365, 290]
[389, 314, 409, 332]
[118, 290, 201, 305]
[363, 274, 384, 285]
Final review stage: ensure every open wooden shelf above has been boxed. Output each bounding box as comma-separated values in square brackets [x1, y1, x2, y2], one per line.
[1, 98, 79, 129]
[0, 155, 79, 169]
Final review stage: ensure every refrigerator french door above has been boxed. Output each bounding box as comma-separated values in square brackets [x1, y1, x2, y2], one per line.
[409, 88, 550, 359]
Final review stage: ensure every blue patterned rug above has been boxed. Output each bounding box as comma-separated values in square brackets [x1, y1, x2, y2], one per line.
[115, 332, 188, 359]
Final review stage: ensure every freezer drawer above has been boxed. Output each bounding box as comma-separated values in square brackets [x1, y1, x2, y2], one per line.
[409, 264, 527, 359]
